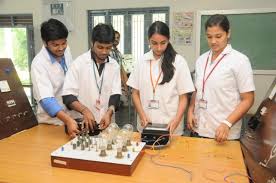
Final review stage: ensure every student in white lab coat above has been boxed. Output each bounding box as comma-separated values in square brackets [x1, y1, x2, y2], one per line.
[187, 14, 255, 143]
[62, 23, 121, 132]
[127, 21, 195, 135]
[31, 18, 79, 137]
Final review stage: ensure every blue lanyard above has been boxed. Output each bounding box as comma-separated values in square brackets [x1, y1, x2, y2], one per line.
[46, 47, 67, 74]
[60, 58, 68, 74]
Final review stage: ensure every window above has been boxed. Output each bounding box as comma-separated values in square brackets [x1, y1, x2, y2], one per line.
[112, 15, 124, 54]
[0, 14, 35, 106]
[131, 14, 144, 61]
[93, 16, 105, 26]
[88, 7, 169, 71]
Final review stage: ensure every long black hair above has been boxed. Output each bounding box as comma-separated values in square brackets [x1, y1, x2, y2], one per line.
[148, 21, 177, 85]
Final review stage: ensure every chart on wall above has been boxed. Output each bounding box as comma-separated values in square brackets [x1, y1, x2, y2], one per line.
[172, 12, 194, 46]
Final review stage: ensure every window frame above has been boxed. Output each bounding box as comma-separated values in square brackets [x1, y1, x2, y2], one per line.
[0, 14, 35, 106]
[87, 7, 169, 54]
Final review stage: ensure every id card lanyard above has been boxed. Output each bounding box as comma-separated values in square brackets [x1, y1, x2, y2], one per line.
[92, 59, 105, 110]
[200, 51, 227, 109]
[60, 57, 68, 75]
[150, 60, 162, 99]
[148, 60, 162, 109]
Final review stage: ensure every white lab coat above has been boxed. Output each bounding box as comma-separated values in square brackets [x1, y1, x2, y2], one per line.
[31, 46, 76, 125]
[127, 50, 195, 135]
[62, 50, 121, 123]
[194, 44, 255, 139]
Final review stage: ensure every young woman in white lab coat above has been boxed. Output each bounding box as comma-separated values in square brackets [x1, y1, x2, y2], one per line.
[127, 21, 194, 135]
[187, 14, 255, 142]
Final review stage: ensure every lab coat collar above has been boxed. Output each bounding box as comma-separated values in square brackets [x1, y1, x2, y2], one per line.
[222, 44, 232, 55]
[211, 44, 232, 56]
[144, 50, 155, 61]
[42, 46, 65, 64]
[90, 49, 109, 64]
[144, 50, 164, 62]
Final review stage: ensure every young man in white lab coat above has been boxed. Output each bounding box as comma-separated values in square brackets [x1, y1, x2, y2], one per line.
[62, 23, 121, 132]
[31, 19, 79, 138]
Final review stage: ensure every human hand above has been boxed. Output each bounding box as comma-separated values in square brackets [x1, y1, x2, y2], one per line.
[66, 120, 80, 138]
[99, 110, 112, 130]
[82, 108, 97, 131]
[167, 118, 180, 134]
[187, 109, 198, 131]
[215, 123, 230, 143]
[139, 113, 151, 127]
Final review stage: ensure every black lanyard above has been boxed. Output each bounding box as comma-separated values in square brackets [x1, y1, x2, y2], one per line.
[91, 51, 108, 96]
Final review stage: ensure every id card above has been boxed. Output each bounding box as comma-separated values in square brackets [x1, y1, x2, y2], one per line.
[148, 99, 159, 109]
[199, 99, 207, 109]
[95, 99, 101, 111]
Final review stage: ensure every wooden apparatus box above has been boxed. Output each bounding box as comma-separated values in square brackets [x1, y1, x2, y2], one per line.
[51, 136, 146, 176]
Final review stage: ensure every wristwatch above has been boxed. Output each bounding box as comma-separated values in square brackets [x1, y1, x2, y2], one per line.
[222, 119, 232, 128]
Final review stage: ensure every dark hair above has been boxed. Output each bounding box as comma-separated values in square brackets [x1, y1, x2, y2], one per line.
[91, 23, 115, 44]
[114, 30, 120, 36]
[40, 18, 68, 43]
[148, 21, 177, 85]
[205, 14, 230, 33]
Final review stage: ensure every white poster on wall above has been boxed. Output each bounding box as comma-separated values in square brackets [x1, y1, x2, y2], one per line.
[172, 12, 194, 46]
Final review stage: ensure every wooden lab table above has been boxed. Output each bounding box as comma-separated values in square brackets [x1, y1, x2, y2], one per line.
[0, 124, 249, 183]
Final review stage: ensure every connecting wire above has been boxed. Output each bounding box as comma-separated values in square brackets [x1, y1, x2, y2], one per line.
[224, 172, 255, 183]
[143, 134, 254, 182]
[145, 134, 193, 182]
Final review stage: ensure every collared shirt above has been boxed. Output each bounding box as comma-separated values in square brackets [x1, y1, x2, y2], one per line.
[110, 48, 123, 66]
[91, 50, 109, 76]
[127, 50, 195, 135]
[62, 50, 121, 123]
[38, 49, 68, 118]
[47, 49, 68, 74]
[40, 97, 63, 117]
[194, 44, 255, 139]
[31, 46, 76, 125]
